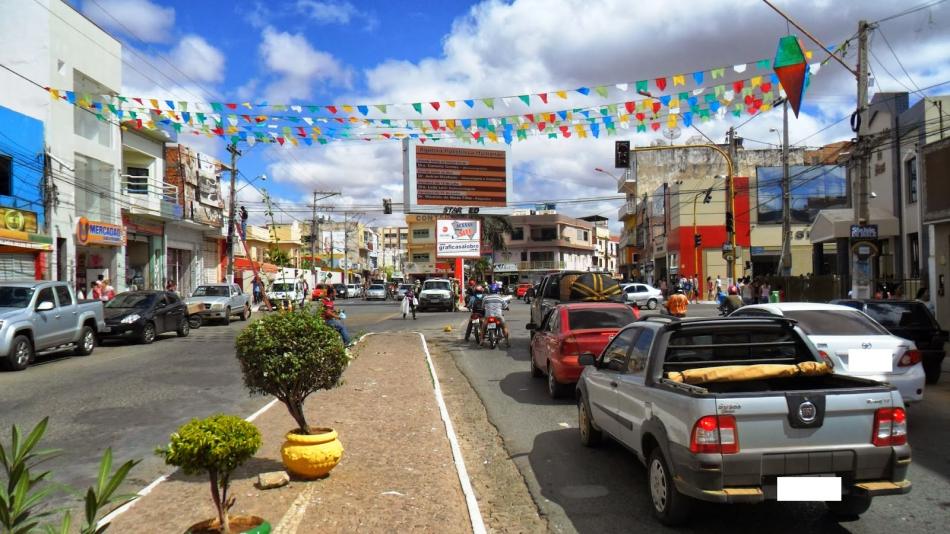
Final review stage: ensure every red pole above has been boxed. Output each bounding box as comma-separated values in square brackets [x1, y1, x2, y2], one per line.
[455, 257, 464, 308]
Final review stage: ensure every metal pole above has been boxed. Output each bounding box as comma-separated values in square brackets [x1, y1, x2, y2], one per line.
[343, 212, 349, 284]
[778, 99, 792, 275]
[226, 143, 240, 283]
[856, 20, 870, 225]
[693, 194, 700, 297]
[726, 127, 738, 283]
[310, 191, 317, 281]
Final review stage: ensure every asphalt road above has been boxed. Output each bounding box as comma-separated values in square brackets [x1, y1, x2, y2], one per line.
[441, 300, 950, 534]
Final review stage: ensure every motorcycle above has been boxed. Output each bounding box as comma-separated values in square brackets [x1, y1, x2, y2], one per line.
[484, 316, 503, 349]
[465, 311, 483, 345]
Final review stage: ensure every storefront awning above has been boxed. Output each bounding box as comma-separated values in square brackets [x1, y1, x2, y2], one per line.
[234, 257, 280, 273]
[0, 229, 53, 251]
[809, 207, 899, 244]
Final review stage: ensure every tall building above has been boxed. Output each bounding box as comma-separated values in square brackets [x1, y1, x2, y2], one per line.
[494, 210, 595, 282]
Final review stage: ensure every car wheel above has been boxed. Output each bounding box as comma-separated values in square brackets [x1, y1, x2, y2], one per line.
[578, 394, 602, 447]
[647, 299, 658, 310]
[177, 317, 190, 337]
[648, 447, 693, 526]
[188, 315, 202, 329]
[223, 307, 231, 325]
[74, 326, 95, 356]
[529, 347, 543, 378]
[547, 361, 569, 399]
[240, 304, 250, 321]
[826, 495, 872, 519]
[4, 335, 34, 371]
[140, 322, 156, 344]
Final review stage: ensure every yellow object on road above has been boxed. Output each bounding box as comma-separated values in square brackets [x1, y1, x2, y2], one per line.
[666, 362, 832, 384]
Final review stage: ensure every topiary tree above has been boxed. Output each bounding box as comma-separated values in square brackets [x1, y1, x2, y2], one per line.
[156, 415, 261, 534]
[235, 309, 349, 435]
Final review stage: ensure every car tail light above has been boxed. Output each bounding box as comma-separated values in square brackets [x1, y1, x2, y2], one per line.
[817, 350, 835, 368]
[560, 337, 580, 356]
[872, 408, 907, 446]
[898, 349, 921, 367]
[689, 415, 739, 454]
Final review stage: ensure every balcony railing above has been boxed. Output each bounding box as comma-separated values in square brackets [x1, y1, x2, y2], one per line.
[517, 261, 566, 271]
[121, 175, 182, 218]
[617, 168, 636, 194]
[617, 201, 637, 220]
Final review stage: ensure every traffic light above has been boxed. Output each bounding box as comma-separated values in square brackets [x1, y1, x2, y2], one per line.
[615, 140, 630, 168]
[703, 187, 713, 204]
[383, 198, 392, 214]
[725, 212, 734, 233]
[694, 233, 702, 247]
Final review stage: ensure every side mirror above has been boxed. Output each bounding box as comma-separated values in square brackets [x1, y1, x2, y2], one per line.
[525, 323, 537, 330]
[578, 352, 597, 366]
[37, 301, 55, 311]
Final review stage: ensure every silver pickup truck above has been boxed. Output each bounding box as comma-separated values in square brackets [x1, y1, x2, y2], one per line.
[576, 316, 911, 526]
[0, 281, 106, 371]
[184, 283, 251, 324]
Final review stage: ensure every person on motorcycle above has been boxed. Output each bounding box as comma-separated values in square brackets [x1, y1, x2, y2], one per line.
[464, 285, 486, 341]
[480, 285, 510, 347]
[721, 285, 744, 315]
[665, 286, 689, 318]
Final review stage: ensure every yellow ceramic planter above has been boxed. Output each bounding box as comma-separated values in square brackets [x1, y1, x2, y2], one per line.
[280, 428, 343, 478]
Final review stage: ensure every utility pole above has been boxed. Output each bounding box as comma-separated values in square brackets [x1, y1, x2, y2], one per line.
[225, 143, 241, 283]
[310, 191, 318, 282]
[856, 20, 871, 225]
[777, 98, 792, 276]
[343, 212, 349, 284]
[726, 127, 738, 283]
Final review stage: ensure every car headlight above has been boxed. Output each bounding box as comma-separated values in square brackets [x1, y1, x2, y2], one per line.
[121, 314, 140, 324]
[212, 303, 225, 310]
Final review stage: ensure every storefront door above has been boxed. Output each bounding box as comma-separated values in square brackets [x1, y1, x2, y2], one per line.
[0, 253, 35, 280]
[167, 248, 193, 296]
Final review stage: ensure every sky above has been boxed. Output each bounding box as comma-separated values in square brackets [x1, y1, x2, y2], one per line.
[73, 0, 950, 232]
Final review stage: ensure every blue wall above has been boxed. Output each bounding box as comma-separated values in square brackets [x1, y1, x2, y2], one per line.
[0, 105, 46, 227]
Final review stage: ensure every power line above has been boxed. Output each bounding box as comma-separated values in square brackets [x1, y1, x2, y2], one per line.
[875, 0, 948, 24]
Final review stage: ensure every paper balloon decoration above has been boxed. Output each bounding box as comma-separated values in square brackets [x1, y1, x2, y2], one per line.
[773, 35, 808, 117]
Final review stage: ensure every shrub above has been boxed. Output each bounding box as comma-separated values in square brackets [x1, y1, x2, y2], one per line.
[156, 415, 261, 534]
[235, 309, 349, 435]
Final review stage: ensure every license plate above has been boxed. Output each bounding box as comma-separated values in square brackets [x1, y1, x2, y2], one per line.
[487, 323, 497, 329]
[847, 349, 893, 373]
[777, 476, 841, 501]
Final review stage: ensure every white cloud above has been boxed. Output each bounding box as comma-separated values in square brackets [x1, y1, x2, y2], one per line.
[259, 26, 354, 101]
[296, 0, 359, 24]
[81, 0, 176, 43]
[168, 35, 226, 84]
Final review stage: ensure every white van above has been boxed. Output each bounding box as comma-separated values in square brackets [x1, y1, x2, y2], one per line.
[267, 279, 306, 306]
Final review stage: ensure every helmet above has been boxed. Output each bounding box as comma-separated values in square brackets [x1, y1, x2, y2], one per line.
[728, 286, 738, 295]
[675, 286, 684, 294]
[489, 285, 500, 294]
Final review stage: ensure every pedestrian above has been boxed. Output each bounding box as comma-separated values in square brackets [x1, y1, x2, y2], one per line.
[166, 279, 177, 294]
[76, 284, 85, 300]
[715, 275, 722, 295]
[253, 279, 262, 304]
[320, 290, 352, 347]
[91, 280, 103, 300]
[916, 287, 936, 315]
[760, 281, 770, 303]
[741, 278, 753, 305]
[402, 286, 417, 319]
[706, 276, 713, 301]
[101, 278, 116, 301]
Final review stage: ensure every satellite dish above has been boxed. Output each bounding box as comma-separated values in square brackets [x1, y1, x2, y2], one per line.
[663, 126, 682, 141]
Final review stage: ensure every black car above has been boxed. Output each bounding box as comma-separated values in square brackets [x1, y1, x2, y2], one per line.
[332, 283, 348, 299]
[102, 291, 190, 344]
[832, 298, 948, 384]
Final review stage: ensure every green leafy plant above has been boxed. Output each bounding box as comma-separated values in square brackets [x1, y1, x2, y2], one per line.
[156, 415, 261, 534]
[0, 417, 139, 534]
[235, 309, 349, 435]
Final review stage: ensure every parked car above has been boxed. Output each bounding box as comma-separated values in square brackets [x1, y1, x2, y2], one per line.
[621, 283, 663, 310]
[418, 279, 456, 312]
[396, 283, 413, 300]
[516, 283, 532, 298]
[528, 302, 639, 398]
[577, 315, 912, 525]
[185, 284, 251, 325]
[311, 283, 329, 300]
[346, 284, 363, 299]
[731, 303, 926, 402]
[266, 279, 306, 308]
[832, 298, 948, 384]
[0, 281, 106, 371]
[101, 291, 189, 344]
[365, 284, 387, 300]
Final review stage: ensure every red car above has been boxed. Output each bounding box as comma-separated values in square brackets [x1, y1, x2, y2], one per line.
[529, 302, 639, 398]
[516, 283, 533, 298]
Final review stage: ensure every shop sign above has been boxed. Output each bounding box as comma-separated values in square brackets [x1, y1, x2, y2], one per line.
[850, 224, 878, 240]
[436, 219, 481, 258]
[77, 217, 123, 246]
[494, 263, 518, 272]
[122, 213, 164, 236]
[0, 207, 38, 233]
[191, 202, 223, 227]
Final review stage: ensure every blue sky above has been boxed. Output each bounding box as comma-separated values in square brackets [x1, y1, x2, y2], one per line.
[74, 0, 950, 230]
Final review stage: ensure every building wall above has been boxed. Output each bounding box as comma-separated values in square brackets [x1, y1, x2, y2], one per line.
[0, 106, 46, 225]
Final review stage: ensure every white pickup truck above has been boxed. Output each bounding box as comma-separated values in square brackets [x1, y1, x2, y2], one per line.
[0, 281, 106, 371]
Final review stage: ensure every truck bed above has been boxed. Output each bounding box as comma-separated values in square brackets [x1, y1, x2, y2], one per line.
[665, 373, 889, 395]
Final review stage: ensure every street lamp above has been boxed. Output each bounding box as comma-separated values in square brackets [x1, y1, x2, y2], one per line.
[236, 173, 266, 193]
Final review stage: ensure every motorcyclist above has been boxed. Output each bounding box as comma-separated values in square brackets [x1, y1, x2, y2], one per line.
[464, 285, 486, 341]
[665, 286, 689, 318]
[721, 285, 744, 315]
[480, 285, 510, 348]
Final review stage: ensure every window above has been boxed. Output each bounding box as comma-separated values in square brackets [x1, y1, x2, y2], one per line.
[532, 227, 557, 241]
[75, 154, 115, 221]
[865, 302, 936, 329]
[412, 252, 430, 262]
[54, 285, 73, 306]
[782, 310, 888, 335]
[511, 227, 524, 240]
[567, 307, 636, 330]
[412, 228, 430, 239]
[582, 230, 589, 241]
[0, 153, 11, 196]
[35, 287, 55, 309]
[755, 165, 848, 224]
[520, 251, 528, 261]
[909, 232, 920, 278]
[602, 328, 637, 372]
[906, 157, 917, 203]
[628, 328, 655, 374]
[73, 70, 112, 148]
[532, 251, 554, 263]
[126, 166, 149, 195]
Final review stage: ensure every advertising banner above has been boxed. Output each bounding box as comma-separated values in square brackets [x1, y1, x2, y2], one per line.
[403, 140, 512, 215]
[76, 217, 124, 247]
[0, 207, 39, 233]
[436, 219, 481, 258]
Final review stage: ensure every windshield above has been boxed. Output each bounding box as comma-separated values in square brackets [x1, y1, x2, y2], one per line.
[424, 281, 451, 291]
[866, 302, 937, 329]
[107, 293, 157, 309]
[369, 285, 385, 290]
[272, 283, 295, 292]
[192, 286, 229, 297]
[783, 309, 889, 336]
[399, 284, 412, 290]
[0, 286, 35, 308]
[568, 307, 636, 330]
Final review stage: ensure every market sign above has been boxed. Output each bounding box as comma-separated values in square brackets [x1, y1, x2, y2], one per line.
[436, 219, 481, 258]
[76, 217, 123, 246]
[403, 140, 512, 214]
[0, 207, 38, 233]
[850, 224, 878, 240]
[122, 213, 163, 236]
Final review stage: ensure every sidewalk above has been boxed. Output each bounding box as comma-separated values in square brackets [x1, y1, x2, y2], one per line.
[108, 332, 475, 533]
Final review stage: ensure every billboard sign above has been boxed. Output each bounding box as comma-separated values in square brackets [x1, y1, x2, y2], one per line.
[0, 207, 39, 233]
[436, 219, 481, 258]
[403, 140, 512, 214]
[76, 217, 124, 247]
